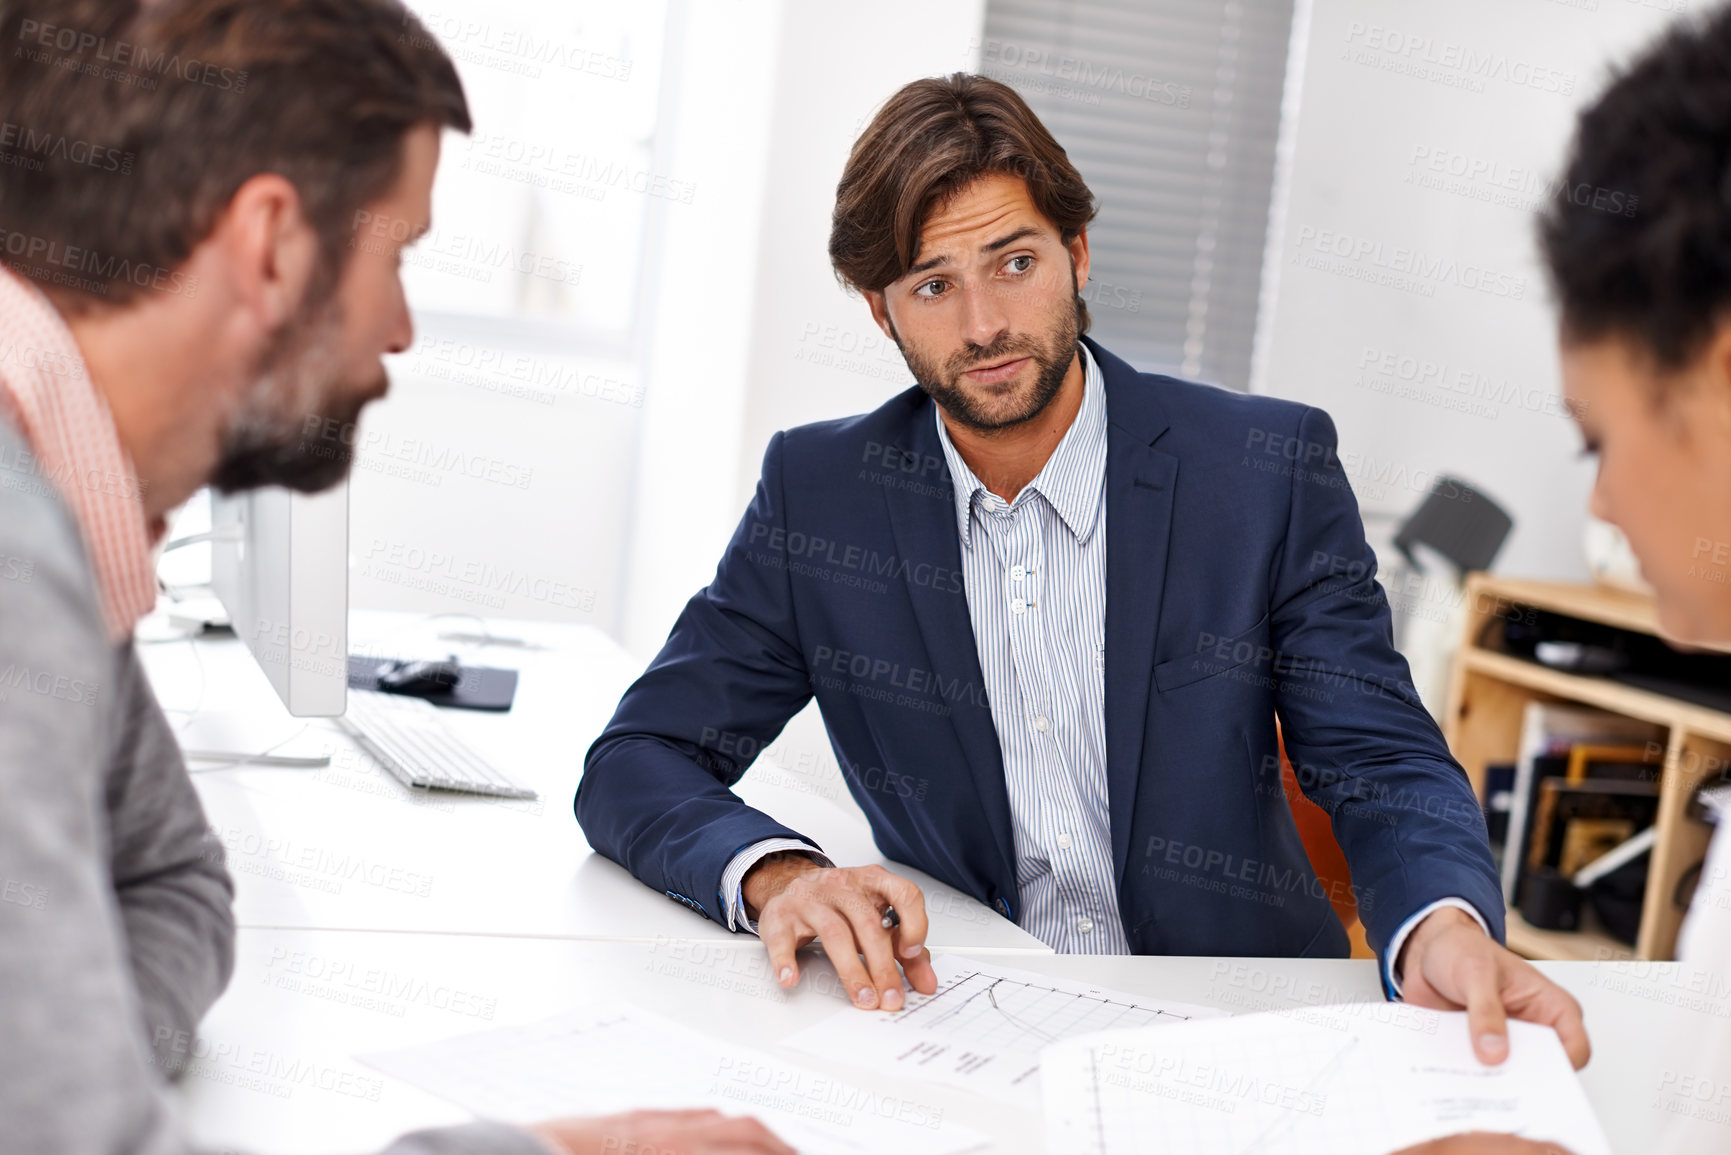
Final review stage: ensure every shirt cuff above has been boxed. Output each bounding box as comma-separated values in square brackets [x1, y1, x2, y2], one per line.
[719, 838, 832, 933]
[1385, 897, 1490, 999]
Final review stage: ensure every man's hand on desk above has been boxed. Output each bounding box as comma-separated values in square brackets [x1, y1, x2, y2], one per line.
[1395, 907, 1591, 1070]
[743, 858, 938, 1011]
[529, 1108, 793, 1155]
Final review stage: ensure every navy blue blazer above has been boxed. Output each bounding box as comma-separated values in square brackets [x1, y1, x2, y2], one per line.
[577, 337, 1504, 979]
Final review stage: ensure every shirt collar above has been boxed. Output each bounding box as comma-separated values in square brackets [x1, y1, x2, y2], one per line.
[0, 265, 158, 641]
[934, 342, 1109, 550]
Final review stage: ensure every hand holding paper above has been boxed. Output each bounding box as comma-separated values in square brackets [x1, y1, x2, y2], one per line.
[1042, 1002, 1609, 1155]
[1397, 906, 1591, 1070]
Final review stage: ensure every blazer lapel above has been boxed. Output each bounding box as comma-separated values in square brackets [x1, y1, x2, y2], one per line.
[1093, 338, 1178, 886]
[878, 406, 1019, 891]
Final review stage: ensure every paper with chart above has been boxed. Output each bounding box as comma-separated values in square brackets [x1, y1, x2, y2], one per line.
[1041, 1003, 1612, 1155]
[783, 954, 1225, 1103]
[360, 1001, 985, 1155]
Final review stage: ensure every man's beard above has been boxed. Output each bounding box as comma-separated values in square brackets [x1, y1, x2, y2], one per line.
[890, 288, 1083, 434]
[209, 293, 388, 495]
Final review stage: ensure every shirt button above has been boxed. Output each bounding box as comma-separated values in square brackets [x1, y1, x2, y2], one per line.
[1056, 832, 1072, 850]
[1010, 564, 1027, 581]
[1010, 597, 1027, 614]
[1033, 714, 1050, 732]
[1076, 917, 1094, 935]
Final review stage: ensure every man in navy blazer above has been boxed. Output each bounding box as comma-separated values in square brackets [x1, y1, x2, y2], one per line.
[579, 73, 1587, 1069]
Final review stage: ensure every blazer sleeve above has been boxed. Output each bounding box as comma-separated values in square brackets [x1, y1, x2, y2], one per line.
[0, 486, 549, 1155]
[576, 431, 822, 922]
[1264, 405, 1505, 977]
[105, 644, 237, 1080]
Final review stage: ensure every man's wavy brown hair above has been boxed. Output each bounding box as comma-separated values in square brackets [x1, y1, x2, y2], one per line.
[829, 72, 1098, 330]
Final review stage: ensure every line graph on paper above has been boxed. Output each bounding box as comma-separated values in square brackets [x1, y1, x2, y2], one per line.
[1042, 1008, 1618, 1155]
[892, 967, 1201, 1052]
[1056, 1025, 1372, 1155]
[782, 955, 1226, 1104]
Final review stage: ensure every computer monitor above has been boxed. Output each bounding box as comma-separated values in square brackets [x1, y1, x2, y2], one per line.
[209, 482, 350, 718]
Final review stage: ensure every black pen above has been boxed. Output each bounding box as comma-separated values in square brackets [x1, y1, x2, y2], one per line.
[880, 904, 900, 931]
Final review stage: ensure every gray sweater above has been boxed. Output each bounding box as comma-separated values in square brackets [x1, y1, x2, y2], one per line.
[0, 420, 544, 1155]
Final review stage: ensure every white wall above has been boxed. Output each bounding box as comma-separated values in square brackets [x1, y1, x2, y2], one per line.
[348, 0, 671, 631]
[348, 347, 641, 627]
[1254, 0, 1691, 582]
[614, 0, 786, 657]
[620, 0, 988, 659]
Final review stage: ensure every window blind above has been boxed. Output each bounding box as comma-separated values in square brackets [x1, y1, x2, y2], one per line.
[980, 0, 1296, 390]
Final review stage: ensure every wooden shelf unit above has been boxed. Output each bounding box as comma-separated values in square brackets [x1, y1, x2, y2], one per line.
[1442, 574, 1728, 962]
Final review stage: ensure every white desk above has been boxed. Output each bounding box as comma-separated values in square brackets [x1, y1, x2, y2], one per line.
[140, 611, 1049, 955]
[176, 929, 1674, 1155]
[148, 613, 1687, 1154]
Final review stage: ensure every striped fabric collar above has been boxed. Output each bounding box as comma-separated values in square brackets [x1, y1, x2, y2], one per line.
[934, 341, 1109, 550]
[0, 265, 158, 640]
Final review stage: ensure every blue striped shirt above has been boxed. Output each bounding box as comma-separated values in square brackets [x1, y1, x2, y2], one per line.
[720, 347, 1124, 951]
[929, 345, 1129, 953]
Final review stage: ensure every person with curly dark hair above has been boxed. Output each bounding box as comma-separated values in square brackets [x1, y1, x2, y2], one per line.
[1401, 6, 1731, 1154]
[1536, 11, 1731, 1152]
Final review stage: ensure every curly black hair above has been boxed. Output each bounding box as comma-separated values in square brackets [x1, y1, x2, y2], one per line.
[1539, 4, 1731, 370]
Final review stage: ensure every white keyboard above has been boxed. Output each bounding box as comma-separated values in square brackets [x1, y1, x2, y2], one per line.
[337, 690, 537, 800]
